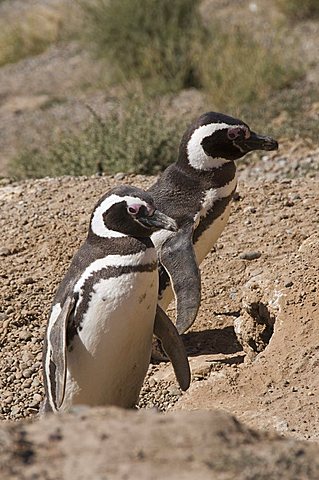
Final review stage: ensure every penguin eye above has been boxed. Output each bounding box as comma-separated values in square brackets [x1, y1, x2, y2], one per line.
[227, 127, 242, 140]
[128, 206, 139, 215]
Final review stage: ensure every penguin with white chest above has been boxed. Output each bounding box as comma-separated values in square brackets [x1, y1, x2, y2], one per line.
[42, 185, 190, 413]
[148, 112, 279, 334]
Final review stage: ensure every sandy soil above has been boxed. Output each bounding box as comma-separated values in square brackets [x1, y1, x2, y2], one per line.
[0, 171, 318, 477]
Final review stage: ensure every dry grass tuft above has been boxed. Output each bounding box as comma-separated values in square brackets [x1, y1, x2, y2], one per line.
[0, 4, 82, 66]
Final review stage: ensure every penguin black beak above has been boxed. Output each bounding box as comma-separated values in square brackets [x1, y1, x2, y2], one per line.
[137, 210, 177, 232]
[238, 132, 279, 152]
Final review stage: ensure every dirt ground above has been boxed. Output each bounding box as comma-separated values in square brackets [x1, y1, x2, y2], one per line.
[0, 170, 318, 478]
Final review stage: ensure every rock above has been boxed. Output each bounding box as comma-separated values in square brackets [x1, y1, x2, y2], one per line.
[22, 277, 36, 285]
[239, 251, 262, 260]
[148, 378, 157, 388]
[114, 172, 126, 181]
[30, 394, 42, 406]
[19, 330, 32, 341]
[167, 385, 181, 397]
[0, 247, 10, 257]
[10, 405, 20, 416]
[22, 369, 32, 379]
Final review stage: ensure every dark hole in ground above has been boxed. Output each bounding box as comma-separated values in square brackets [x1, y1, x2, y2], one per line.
[182, 326, 243, 357]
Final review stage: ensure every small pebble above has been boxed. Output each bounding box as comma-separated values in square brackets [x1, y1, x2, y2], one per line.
[244, 206, 257, 214]
[22, 369, 32, 379]
[167, 385, 181, 397]
[11, 406, 20, 415]
[32, 378, 40, 388]
[114, 172, 126, 181]
[32, 394, 42, 405]
[3, 396, 13, 404]
[19, 331, 32, 341]
[2, 390, 13, 398]
[148, 378, 157, 388]
[239, 251, 262, 260]
[22, 277, 36, 285]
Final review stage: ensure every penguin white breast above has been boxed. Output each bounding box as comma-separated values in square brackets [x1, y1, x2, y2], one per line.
[193, 202, 232, 264]
[193, 174, 237, 262]
[64, 255, 158, 409]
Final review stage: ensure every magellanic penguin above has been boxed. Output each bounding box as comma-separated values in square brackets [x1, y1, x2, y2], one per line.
[148, 112, 279, 334]
[42, 185, 190, 413]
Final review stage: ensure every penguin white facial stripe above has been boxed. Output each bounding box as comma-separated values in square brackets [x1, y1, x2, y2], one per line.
[187, 123, 243, 170]
[91, 194, 150, 238]
[45, 303, 61, 411]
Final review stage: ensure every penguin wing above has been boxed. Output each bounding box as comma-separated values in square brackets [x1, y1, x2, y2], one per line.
[159, 226, 201, 334]
[154, 305, 190, 391]
[48, 295, 76, 409]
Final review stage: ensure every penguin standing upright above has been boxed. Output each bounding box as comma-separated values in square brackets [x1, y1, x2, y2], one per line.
[42, 185, 189, 413]
[148, 112, 278, 334]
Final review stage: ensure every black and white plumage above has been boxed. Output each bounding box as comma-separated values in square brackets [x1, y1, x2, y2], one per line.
[42, 185, 190, 413]
[148, 112, 279, 334]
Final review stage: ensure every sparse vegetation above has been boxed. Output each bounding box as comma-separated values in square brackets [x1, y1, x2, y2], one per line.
[1, 0, 318, 178]
[198, 24, 302, 112]
[10, 98, 186, 179]
[81, 0, 303, 110]
[81, 0, 205, 93]
[275, 0, 319, 20]
[0, 4, 81, 66]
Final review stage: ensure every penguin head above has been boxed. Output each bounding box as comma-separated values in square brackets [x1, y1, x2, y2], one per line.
[90, 185, 177, 239]
[180, 112, 278, 171]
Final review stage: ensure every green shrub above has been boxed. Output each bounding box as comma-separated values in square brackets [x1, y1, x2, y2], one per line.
[81, 0, 302, 110]
[199, 24, 302, 112]
[275, 0, 319, 20]
[10, 98, 186, 179]
[81, 0, 205, 93]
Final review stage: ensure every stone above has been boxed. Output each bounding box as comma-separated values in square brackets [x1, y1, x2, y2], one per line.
[19, 331, 32, 341]
[239, 251, 262, 260]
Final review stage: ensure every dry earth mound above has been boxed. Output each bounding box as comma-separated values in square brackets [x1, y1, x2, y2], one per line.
[1, 407, 319, 480]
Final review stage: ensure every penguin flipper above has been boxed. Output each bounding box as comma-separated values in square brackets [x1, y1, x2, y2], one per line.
[48, 295, 75, 409]
[154, 305, 191, 391]
[160, 227, 201, 334]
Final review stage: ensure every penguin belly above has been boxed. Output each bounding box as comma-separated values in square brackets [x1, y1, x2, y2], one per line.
[158, 203, 232, 311]
[63, 269, 158, 410]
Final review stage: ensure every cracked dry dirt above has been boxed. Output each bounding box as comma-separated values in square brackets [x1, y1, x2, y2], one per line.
[0, 172, 318, 478]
